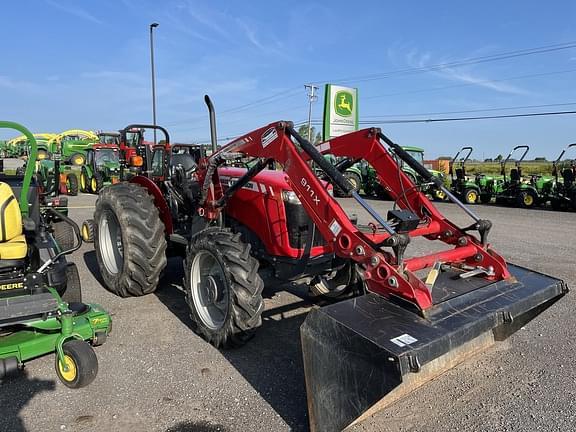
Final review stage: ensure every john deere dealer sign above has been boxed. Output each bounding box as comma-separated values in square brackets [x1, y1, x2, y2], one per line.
[322, 84, 358, 140]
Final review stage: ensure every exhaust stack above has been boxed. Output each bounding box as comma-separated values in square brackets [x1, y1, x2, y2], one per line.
[204, 95, 218, 154]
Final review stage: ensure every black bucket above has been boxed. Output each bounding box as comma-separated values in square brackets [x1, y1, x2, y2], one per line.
[301, 264, 567, 432]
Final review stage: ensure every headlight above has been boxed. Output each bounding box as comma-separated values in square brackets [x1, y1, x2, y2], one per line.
[282, 190, 301, 205]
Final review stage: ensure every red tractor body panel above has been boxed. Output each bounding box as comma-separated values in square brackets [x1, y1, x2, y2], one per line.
[218, 166, 333, 259]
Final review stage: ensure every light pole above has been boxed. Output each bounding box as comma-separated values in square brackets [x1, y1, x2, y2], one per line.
[304, 84, 319, 142]
[149, 22, 159, 144]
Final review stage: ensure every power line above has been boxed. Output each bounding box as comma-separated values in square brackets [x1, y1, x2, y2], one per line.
[167, 41, 576, 128]
[363, 68, 576, 100]
[361, 102, 576, 119]
[313, 41, 576, 85]
[297, 109, 576, 126]
[163, 87, 302, 127]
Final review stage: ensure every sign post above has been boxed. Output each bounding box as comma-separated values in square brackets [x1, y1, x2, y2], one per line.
[322, 84, 359, 141]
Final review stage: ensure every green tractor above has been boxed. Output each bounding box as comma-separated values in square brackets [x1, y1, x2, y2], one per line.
[79, 141, 122, 194]
[36, 154, 79, 197]
[0, 121, 111, 387]
[494, 145, 543, 209]
[48, 130, 99, 166]
[448, 146, 484, 204]
[550, 143, 576, 211]
[340, 146, 447, 200]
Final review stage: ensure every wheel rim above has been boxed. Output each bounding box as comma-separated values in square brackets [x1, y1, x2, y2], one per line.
[523, 193, 534, 206]
[73, 155, 85, 166]
[91, 177, 97, 191]
[80, 174, 86, 190]
[99, 210, 123, 275]
[436, 190, 446, 200]
[190, 250, 229, 330]
[467, 190, 477, 203]
[58, 355, 77, 382]
[66, 177, 71, 193]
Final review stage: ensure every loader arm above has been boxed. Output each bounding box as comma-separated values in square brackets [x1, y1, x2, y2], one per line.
[202, 122, 510, 312]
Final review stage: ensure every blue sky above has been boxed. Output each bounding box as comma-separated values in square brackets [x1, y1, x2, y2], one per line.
[1, 0, 576, 158]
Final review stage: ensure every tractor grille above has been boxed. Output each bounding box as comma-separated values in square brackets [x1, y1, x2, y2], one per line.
[284, 202, 325, 249]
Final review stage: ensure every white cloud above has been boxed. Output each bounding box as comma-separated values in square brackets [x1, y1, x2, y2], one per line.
[45, 0, 102, 25]
[407, 50, 528, 95]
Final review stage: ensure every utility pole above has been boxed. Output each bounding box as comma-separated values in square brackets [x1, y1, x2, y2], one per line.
[305, 84, 319, 142]
[149, 22, 159, 144]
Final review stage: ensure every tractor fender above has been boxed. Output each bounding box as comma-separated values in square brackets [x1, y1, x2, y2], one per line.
[129, 175, 173, 234]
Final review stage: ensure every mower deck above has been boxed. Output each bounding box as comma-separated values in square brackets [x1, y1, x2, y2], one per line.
[301, 264, 567, 432]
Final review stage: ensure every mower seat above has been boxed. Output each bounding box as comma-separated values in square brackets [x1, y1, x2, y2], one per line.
[0, 182, 27, 260]
[455, 168, 464, 180]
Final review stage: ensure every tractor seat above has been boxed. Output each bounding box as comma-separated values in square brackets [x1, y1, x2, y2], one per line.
[171, 153, 197, 175]
[562, 168, 574, 186]
[0, 182, 27, 260]
[510, 169, 520, 182]
[455, 168, 464, 180]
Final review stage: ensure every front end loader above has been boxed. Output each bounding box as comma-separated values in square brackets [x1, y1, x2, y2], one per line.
[89, 96, 566, 431]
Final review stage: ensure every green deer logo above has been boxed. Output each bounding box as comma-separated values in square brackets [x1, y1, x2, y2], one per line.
[335, 91, 353, 117]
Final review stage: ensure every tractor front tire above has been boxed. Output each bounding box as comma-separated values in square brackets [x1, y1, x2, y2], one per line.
[184, 228, 264, 349]
[310, 262, 366, 299]
[94, 183, 167, 297]
[82, 219, 95, 243]
[517, 190, 537, 208]
[80, 169, 89, 193]
[90, 172, 104, 194]
[66, 174, 79, 196]
[463, 188, 479, 204]
[55, 340, 98, 388]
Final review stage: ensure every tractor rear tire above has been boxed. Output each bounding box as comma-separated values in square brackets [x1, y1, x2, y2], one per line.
[335, 172, 362, 197]
[343, 172, 362, 194]
[184, 228, 264, 349]
[517, 190, 537, 209]
[94, 183, 167, 297]
[66, 174, 79, 196]
[69, 153, 86, 166]
[62, 263, 83, 304]
[90, 172, 104, 194]
[53, 220, 76, 251]
[480, 193, 492, 204]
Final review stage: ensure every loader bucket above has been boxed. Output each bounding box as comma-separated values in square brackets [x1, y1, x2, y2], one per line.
[301, 264, 567, 432]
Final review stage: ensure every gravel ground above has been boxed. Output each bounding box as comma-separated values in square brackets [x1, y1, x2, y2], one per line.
[1, 192, 574, 432]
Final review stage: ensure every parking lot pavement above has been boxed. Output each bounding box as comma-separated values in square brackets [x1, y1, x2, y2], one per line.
[2, 193, 574, 432]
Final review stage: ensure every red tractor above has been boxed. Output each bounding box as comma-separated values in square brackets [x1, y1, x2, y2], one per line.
[89, 96, 566, 431]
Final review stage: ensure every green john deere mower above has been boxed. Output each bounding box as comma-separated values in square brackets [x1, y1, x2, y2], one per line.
[0, 121, 111, 388]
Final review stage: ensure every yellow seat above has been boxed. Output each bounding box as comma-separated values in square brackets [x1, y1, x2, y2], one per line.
[0, 182, 27, 260]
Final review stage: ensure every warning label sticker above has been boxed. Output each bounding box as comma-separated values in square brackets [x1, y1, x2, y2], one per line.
[261, 127, 278, 148]
[329, 220, 342, 236]
[390, 334, 418, 347]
